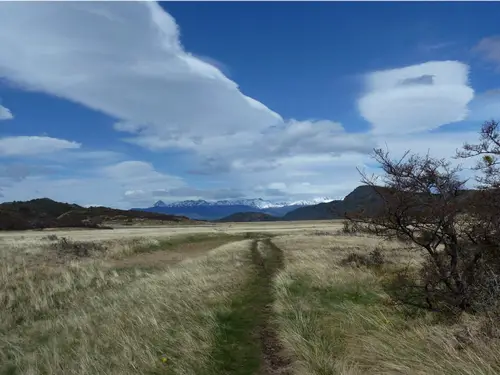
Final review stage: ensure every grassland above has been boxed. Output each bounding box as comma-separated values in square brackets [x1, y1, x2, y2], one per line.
[2, 221, 499, 374]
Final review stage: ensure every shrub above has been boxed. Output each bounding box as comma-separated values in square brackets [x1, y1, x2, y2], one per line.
[42, 234, 59, 241]
[341, 220, 357, 234]
[51, 237, 107, 258]
[341, 247, 387, 269]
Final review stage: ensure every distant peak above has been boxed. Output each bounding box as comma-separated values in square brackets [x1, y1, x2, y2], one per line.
[153, 200, 167, 207]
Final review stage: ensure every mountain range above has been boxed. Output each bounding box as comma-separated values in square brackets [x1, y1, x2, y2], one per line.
[132, 186, 387, 221]
[133, 197, 334, 220]
[214, 185, 385, 222]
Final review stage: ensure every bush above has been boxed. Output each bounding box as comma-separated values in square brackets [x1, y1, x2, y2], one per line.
[313, 230, 332, 236]
[42, 234, 59, 241]
[383, 266, 435, 315]
[51, 237, 108, 258]
[341, 247, 387, 269]
[341, 220, 357, 234]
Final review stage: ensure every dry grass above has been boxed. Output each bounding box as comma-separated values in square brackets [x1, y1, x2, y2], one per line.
[4, 223, 500, 375]
[0, 220, 342, 242]
[272, 234, 500, 375]
[1, 233, 254, 375]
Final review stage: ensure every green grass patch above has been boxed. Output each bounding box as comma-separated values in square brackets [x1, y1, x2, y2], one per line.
[207, 239, 283, 375]
[208, 274, 265, 375]
[243, 232, 277, 240]
[287, 275, 382, 310]
[132, 233, 246, 254]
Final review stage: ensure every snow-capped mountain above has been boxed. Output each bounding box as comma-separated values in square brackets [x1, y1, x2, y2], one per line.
[152, 197, 333, 209]
[133, 197, 334, 220]
[153, 200, 167, 207]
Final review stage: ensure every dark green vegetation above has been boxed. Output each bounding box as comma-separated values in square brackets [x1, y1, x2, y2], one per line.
[0, 198, 195, 230]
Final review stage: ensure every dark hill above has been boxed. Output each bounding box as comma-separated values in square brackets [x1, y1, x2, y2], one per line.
[0, 198, 194, 231]
[282, 185, 480, 221]
[281, 201, 341, 221]
[282, 185, 387, 221]
[218, 212, 281, 222]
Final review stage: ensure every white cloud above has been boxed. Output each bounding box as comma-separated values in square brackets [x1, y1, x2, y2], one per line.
[261, 120, 374, 157]
[358, 61, 474, 134]
[0, 2, 281, 142]
[101, 160, 185, 194]
[0, 136, 80, 156]
[0, 2, 373, 176]
[0, 104, 13, 120]
[0, 159, 187, 208]
[131, 120, 374, 174]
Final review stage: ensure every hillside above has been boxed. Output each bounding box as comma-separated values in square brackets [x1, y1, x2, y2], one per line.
[218, 212, 281, 222]
[281, 185, 482, 221]
[0, 198, 195, 230]
[282, 201, 342, 220]
[282, 185, 385, 220]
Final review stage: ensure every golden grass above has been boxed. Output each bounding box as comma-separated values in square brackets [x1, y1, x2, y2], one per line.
[4, 223, 500, 375]
[272, 234, 500, 375]
[0, 220, 342, 242]
[1, 235, 254, 374]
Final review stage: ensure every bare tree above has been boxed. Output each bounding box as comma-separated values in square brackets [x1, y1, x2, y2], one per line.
[347, 136, 500, 314]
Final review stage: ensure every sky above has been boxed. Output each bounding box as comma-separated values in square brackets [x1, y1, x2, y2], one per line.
[0, 1, 500, 208]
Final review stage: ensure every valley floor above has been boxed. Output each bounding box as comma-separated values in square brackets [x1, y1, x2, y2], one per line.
[0, 220, 341, 241]
[2, 222, 499, 374]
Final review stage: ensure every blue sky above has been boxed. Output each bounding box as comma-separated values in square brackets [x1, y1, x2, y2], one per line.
[0, 1, 499, 208]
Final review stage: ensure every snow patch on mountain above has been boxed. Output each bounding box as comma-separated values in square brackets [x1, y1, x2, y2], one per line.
[152, 197, 334, 209]
[153, 200, 167, 207]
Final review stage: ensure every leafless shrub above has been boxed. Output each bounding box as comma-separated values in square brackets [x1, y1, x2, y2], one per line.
[346, 122, 500, 314]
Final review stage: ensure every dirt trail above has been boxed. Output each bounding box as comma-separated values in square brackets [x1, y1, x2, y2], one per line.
[251, 238, 292, 375]
[108, 237, 237, 270]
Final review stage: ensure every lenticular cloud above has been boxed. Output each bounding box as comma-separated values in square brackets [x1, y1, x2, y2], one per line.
[0, 2, 282, 138]
[358, 61, 474, 134]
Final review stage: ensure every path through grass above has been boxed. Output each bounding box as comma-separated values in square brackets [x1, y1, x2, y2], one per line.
[208, 238, 291, 375]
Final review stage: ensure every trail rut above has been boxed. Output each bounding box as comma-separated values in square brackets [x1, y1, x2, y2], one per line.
[251, 238, 292, 375]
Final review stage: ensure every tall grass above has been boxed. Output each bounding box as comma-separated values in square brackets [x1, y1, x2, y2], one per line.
[272, 234, 500, 375]
[1, 238, 253, 375]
